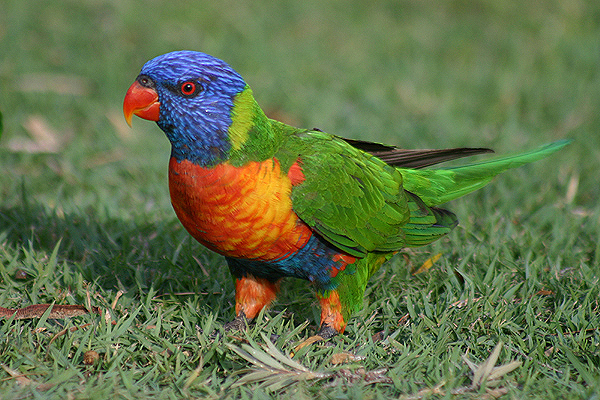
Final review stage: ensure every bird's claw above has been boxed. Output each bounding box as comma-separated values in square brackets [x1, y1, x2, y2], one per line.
[208, 314, 251, 340]
[223, 313, 249, 333]
[316, 323, 339, 340]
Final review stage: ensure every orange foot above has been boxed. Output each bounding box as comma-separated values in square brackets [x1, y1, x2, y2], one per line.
[234, 274, 280, 322]
[294, 290, 346, 352]
[318, 289, 346, 337]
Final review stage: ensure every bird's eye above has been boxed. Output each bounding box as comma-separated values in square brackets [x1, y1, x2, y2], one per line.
[180, 81, 199, 97]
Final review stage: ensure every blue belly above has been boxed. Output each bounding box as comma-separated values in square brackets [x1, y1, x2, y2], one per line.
[226, 234, 355, 291]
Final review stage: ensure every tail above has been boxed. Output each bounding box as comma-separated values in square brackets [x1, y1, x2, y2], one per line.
[401, 140, 571, 206]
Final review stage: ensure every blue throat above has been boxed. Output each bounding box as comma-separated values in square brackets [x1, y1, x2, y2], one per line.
[158, 113, 232, 166]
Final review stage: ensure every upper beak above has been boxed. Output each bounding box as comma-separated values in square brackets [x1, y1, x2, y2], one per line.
[123, 81, 160, 126]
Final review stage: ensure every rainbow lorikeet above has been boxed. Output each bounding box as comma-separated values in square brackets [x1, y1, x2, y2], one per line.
[123, 51, 569, 338]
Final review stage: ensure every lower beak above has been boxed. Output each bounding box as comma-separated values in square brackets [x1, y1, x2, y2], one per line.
[123, 81, 160, 126]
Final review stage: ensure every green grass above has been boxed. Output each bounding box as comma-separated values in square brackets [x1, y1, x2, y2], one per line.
[1, 0, 599, 398]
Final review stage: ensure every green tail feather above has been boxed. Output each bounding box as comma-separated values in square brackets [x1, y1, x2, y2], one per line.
[401, 140, 571, 206]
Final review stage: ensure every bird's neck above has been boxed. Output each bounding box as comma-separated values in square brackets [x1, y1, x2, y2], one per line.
[226, 86, 282, 167]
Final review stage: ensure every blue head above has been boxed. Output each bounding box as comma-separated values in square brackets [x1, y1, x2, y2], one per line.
[124, 51, 247, 165]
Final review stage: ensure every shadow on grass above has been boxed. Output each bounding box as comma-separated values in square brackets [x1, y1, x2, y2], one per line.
[0, 200, 232, 297]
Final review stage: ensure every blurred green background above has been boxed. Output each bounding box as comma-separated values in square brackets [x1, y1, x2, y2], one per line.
[0, 0, 599, 397]
[1, 0, 598, 214]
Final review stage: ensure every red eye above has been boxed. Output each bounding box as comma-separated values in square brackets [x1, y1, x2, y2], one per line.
[180, 81, 197, 96]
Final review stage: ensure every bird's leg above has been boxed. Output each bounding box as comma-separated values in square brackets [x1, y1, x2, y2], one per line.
[224, 275, 280, 332]
[317, 289, 346, 338]
[293, 290, 345, 351]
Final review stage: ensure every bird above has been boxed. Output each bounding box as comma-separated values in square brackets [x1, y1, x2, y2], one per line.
[123, 50, 569, 339]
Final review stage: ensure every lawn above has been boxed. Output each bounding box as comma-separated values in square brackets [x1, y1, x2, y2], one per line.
[1, 0, 599, 398]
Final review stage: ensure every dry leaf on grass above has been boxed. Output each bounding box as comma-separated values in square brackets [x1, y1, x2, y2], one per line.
[412, 253, 442, 275]
[0, 304, 101, 319]
[1, 364, 55, 391]
[7, 115, 64, 153]
[330, 352, 366, 365]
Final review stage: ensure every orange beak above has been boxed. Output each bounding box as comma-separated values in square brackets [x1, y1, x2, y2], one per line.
[123, 81, 160, 126]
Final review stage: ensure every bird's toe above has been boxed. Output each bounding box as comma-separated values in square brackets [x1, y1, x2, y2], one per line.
[223, 313, 250, 332]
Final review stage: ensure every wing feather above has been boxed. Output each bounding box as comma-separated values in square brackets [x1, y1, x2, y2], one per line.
[275, 126, 463, 257]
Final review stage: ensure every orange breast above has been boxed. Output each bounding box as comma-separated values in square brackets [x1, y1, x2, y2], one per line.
[168, 157, 312, 261]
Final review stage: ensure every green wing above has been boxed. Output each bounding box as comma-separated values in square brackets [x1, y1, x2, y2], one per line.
[282, 128, 455, 257]
[273, 124, 569, 258]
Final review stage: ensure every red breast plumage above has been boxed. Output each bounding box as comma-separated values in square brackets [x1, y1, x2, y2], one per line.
[168, 156, 312, 261]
